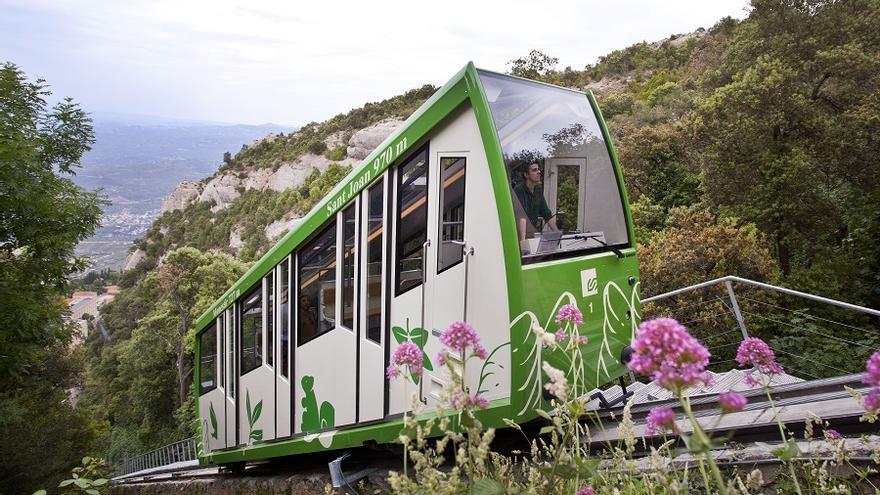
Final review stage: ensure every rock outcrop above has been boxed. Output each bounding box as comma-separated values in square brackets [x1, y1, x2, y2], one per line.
[159, 181, 201, 214]
[122, 248, 147, 272]
[346, 118, 404, 160]
[264, 216, 302, 242]
[199, 174, 243, 212]
[228, 226, 245, 256]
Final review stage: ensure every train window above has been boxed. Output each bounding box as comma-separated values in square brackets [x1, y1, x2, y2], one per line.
[266, 273, 274, 367]
[240, 286, 263, 375]
[438, 157, 466, 272]
[478, 71, 629, 264]
[395, 146, 429, 295]
[366, 179, 384, 344]
[342, 203, 357, 330]
[298, 220, 337, 345]
[218, 314, 224, 389]
[199, 323, 217, 395]
[228, 308, 235, 398]
[280, 257, 289, 378]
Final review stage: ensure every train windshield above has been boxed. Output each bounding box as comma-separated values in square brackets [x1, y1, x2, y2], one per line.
[478, 71, 629, 264]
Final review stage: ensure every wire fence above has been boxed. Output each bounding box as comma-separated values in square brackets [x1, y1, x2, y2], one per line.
[642, 276, 880, 380]
[116, 436, 198, 476]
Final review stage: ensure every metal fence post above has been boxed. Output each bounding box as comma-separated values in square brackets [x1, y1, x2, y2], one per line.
[725, 280, 749, 340]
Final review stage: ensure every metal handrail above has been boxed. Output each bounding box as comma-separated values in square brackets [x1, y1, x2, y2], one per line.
[641, 275, 879, 379]
[643, 275, 880, 317]
[117, 436, 197, 476]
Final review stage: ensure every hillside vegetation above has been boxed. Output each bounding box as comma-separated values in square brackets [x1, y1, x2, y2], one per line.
[73, 0, 880, 478]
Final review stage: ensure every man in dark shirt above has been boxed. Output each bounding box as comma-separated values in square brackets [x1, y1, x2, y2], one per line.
[513, 162, 557, 240]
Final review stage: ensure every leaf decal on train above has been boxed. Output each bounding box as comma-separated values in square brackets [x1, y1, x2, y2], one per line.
[209, 402, 218, 440]
[245, 389, 263, 443]
[300, 375, 336, 434]
[391, 318, 432, 385]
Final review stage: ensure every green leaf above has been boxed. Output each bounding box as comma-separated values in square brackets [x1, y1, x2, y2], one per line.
[539, 425, 556, 435]
[32, 490, 47, 495]
[422, 352, 433, 372]
[535, 409, 552, 421]
[470, 478, 503, 495]
[59, 479, 75, 487]
[209, 402, 218, 439]
[92, 478, 108, 486]
[74, 478, 89, 488]
[411, 327, 429, 347]
[392, 326, 408, 344]
[86, 490, 100, 495]
[252, 400, 263, 424]
[245, 390, 253, 425]
[772, 440, 801, 462]
[250, 429, 263, 441]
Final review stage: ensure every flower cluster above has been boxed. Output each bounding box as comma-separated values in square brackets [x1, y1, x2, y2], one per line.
[645, 406, 679, 436]
[575, 486, 595, 495]
[542, 362, 569, 402]
[533, 322, 556, 348]
[450, 391, 490, 410]
[628, 318, 712, 392]
[736, 337, 784, 377]
[718, 391, 747, 414]
[554, 328, 588, 345]
[386, 342, 424, 380]
[556, 304, 584, 325]
[437, 321, 488, 365]
[863, 351, 880, 414]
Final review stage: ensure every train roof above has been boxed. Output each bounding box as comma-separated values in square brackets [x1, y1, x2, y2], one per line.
[194, 63, 598, 333]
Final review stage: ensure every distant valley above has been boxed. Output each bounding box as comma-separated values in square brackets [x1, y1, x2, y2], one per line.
[72, 114, 293, 272]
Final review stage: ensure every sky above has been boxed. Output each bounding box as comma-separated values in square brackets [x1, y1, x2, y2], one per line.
[1, 0, 750, 126]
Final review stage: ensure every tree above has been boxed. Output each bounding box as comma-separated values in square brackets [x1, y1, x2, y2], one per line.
[507, 50, 559, 80]
[0, 62, 105, 379]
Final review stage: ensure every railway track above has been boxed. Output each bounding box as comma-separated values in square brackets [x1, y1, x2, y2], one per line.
[114, 371, 877, 489]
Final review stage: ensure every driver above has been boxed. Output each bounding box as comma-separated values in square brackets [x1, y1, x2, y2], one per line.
[513, 162, 557, 241]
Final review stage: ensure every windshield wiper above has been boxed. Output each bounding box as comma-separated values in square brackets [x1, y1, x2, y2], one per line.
[568, 233, 624, 259]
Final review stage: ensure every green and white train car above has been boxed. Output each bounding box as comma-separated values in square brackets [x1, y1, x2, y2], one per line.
[194, 63, 641, 465]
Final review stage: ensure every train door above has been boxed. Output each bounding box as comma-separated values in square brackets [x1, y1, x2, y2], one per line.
[237, 276, 275, 446]
[358, 176, 387, 422]
[225, 306, 236, 447]
[546, 158, 587, 233]
[198, 320, 226, 452]
[387, 146, 430, 415]
[275, 257, 292, 438]
[422, 154, 468, 406]
[293, 206, 357, 436]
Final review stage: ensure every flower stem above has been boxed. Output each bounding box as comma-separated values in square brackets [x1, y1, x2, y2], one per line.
[679, 393, 728, 495]
[764, 385, 803, 495]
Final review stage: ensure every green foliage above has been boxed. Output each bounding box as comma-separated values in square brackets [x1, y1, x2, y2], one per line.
[0, 344, 106, 494]
[0, 62, 106, 379]
[507, 50, 559, 80]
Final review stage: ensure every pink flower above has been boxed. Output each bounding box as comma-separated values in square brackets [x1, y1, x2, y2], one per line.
[450, 391, 490, 410]
[473, 343, 488, 360]
[864, 388, 880, 413]
[440, 321, 480, 354]
[736, 337, 784, 377]
[555, 329, 568, 341]
[823, 429, 842, 440]
[385, 365, 401, 379]
[436, 349, 449, 366]
[556, 304, 584, 325]
[718, 391, 747, 414]
[572, 334, 588, 346]
[575, 487, 595, 495]
[388, 342, 423, 379]
[628, 318, 712, 392]
[863, 351, 880, 387]
[645, 406, 678, 435]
